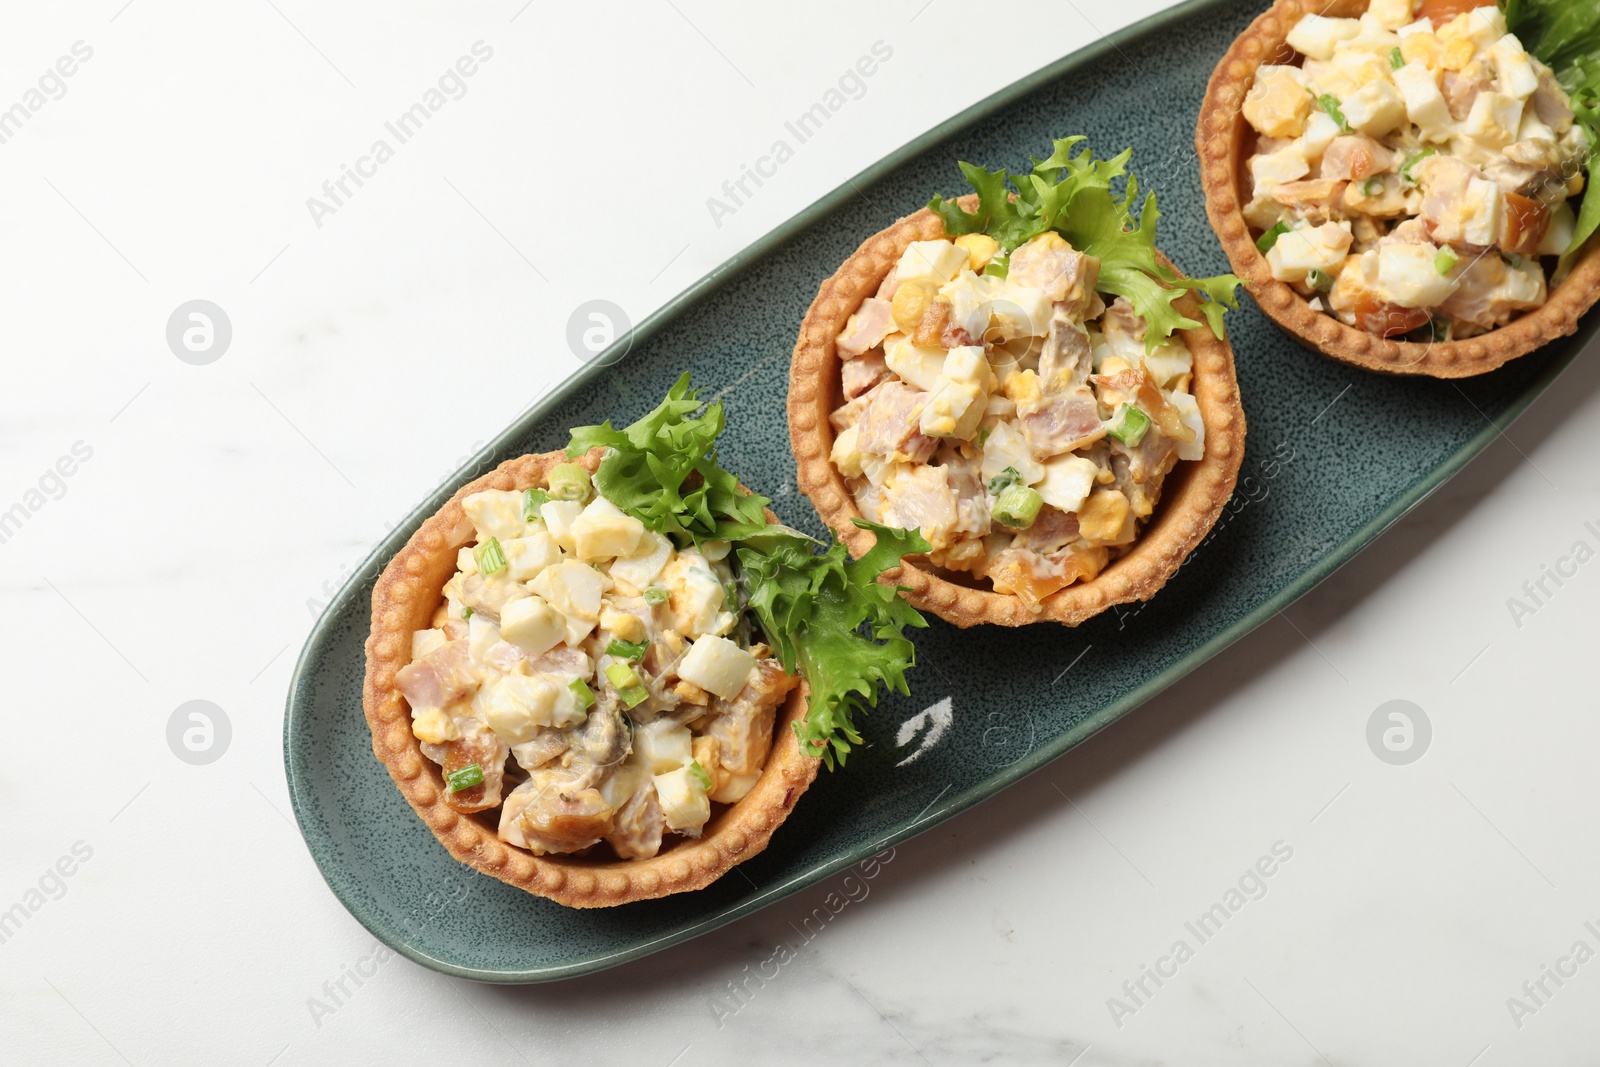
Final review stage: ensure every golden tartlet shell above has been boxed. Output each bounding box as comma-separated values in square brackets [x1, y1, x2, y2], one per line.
[788, 196, 1247, 628]
[362, 449, 820, 908]
[1196, 0, 1600, 377]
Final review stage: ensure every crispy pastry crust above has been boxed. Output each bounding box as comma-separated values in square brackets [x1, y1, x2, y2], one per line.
[787, 196, 1247, 627]
[1195, 0, 1600, 377]
[362, 449, 819, 908]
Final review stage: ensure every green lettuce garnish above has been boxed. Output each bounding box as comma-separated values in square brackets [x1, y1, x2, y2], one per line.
[1504, 0, 1600, 275]
[567, 374, 929, 767]
[928, 135, 1241, 352]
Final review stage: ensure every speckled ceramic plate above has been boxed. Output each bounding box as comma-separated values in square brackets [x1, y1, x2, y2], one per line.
[284, 0, 1598, 982]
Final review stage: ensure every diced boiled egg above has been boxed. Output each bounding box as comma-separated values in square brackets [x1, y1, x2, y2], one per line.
[1375, 244, 1455, 306]
[1266, 222, 1353, 281]
[502, 531, 563, 582]
[1034, 454, 1100, 513]
[1142, 340, 1194, 389]
[481, 673, 562, 744]
[600, 605, 646, 643]
[468, 613, 502, 663]
[539, 500, 584, 552]
[831, 424, 865, 478]
[608, 531, 673, 593]
[1341, 79, 1407, 138]
[1367, 0, 1412, 31]
[1243, 65, 1312, 138]
[1287, 15, 1362, 61]
[1464, 91, 1525, 148]
[678, 634, 756, 700]
[411, 628, 447, 660]
[455, 546, 479, 577]
[710, 771, 760, 804]
[1168, 392, 1206, 462]
[653, 766, 711, 832]
[570, 496, 645, 562]
[1438, 6, 1505, 55]
[531, 559, 608, 622]
[940, 271, 1004, 340]
[1491, 34, 1539, 99]
[1393, 63, 1453, 142]
[895, 240, 968, 285]
[661, 551, 726, 638]
[634, 719, 693, 775]
[1301, 110, 1344, 159]
[1540, 202, 1576, 256]
[989, 285, 1052, 338]
[978, 420, 1044, 488]
[498, 594, 566, 658]
[1250, 143, 1311, 188]
[883, 335, 948, 392]
[411, 709, 460, 745]
[462, 489, 529, 542]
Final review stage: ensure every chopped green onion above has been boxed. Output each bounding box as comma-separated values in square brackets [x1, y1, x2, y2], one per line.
[521, 487, 550, 521]
[1256, 221, 1290, 253]
[993, 484, 1044, 530]
[1361, 176, 1382, 196]
[568, 677, 595, 711]
[1401, 148, 1435, 183]
[605, 637, 648, 662]
[643, 586, 669, 605]
[1389, 46, 1404, 69]
[1317, 94, 1349, 131]
[1306, 268, 1335, 292]
[975, 426, 992, 448]
[1107, 403, 1152, 447]
[688, 760, 712, 791]
[986, 465, 1023, 495]
[474, 536, 508, 579]
[983, 254, 1009, 279]
[547, 463, 592, 502]
[1502, 252, 1524, 269]
[1435, 246, 1459, 274]
[605, 661, 641, 689]
[1428, 314, 1454, 342]
[618, 683, 650, 708]
[461, 606, 473, 619]
[446, 763, 484, 793]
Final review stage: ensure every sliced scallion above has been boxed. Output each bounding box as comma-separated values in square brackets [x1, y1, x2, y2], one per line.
[644, 586, 669, 605]
[474, 536, 508, 579]
[547, 463, 592, 502]
[1317, 94, 1349, 131]
[1435, 246, 1459, 274]
[993, 485, 1044, 530]
[522, 487, 550, 521]
[1107, 403, 1152, 447]
[446, 763, 484, 793]
[1257, 221, 1290, 253]
[1401, 148, 1435, 184]
[1390, 46, 1404, 69]
[568, 677, 596, 712]
[605, 637, 648, 662]
[688, 760, 712, 791]
[1307, 268, 1334, 292]
[605, 661, 641, 690]
[986, 465, 1023, 495]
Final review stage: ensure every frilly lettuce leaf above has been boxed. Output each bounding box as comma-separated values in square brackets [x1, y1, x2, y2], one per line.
[929, 136, 1240, 352]
[567, 374, 928, 768]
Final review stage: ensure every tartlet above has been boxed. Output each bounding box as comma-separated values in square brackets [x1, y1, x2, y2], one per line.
[364, 379, 927, 906]
[789, 142, 1247, 628]
[1197, 0, 1600, 377]
[364, 450, 818, 907]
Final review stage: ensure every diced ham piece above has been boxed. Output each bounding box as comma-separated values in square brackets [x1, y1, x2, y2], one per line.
[879, 464, 961, 551]
[1532, 68, 1574, 132]
[396, 639, 478, 712]
[830, 392, 871, 433]
[875, 267, 900, 301]
[1090, 364, 1195, 445]
[1008, 242, 1100, 315]
[854, 381, 939, 463]
[1011, 506, 1080, 556]
[1442, 70, 1490, 122]
[1037, 308, 1094, 393]
[706, 658, 794, 774]
[605, 780, 665, 860]
[1438, 254, 1547, 332]
[1319, 136, 1395, 182]
[1017, 385, 1103, 459]
[835, 297, 895, 357]
[499, 770, 613, 854]
[842, 350, 891, 399]
[422, 718, 509, 814]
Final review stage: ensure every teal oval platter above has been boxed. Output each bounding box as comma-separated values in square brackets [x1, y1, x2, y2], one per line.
[283, 0, 1598, 982]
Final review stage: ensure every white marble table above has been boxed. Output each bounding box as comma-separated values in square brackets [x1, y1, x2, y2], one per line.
[4, 1, 1598, 1063]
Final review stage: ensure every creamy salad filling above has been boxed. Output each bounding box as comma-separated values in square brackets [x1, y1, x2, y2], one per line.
[397, 463, 795, 860]
[829, 231, 1205, 610]
[1242, 1, 1588, 338]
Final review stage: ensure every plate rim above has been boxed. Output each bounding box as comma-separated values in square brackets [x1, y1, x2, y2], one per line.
[282, 0, 1591, 982]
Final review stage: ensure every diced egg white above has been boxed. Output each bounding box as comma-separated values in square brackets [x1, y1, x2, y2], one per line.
[634, 719, 693, 775]
[539, 500, 584, 552]
[990, 285, 1052, 338]
[1266, 222, 1352, 281]
[462, 490, 529, 542]
[608, 531, 672, 593]
[502, 531, 563, 582]
[499, 594, 567, 658]
[662, 551, 726, 638]
[1034, 454, 1100, 513]
[411, 628, 447, 660]
[896, 239, 968, 285]
[1250, 143, 1311, 187]
[653, 766, 710, 832]
[468, 613, 502, 663]
[678, 634, 756, 700]
[1463, 91, 1525, 148]
[481, 672, 560, 744]
[1342, 79, 1407, 138]
[1394, 63, 1453, 142]
[1375, 244, 1456, 306]
[570, 496, 646, 561]
[1287, 14, 1362, 61]
[1168, 393, 1206, 462]
[978, 420, 1043, 487]
[884, 335, 948, 392]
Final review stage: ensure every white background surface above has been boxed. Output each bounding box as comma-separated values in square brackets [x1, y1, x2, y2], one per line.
[3, 0, 1598, 1063]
